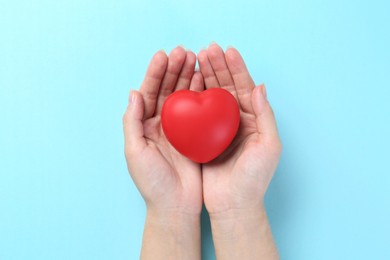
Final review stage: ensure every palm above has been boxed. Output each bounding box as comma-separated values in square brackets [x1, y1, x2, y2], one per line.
[124, 47, 205, 215]
[140, 115, 201, 211]
[198, 44, 281, 214]
[203, 109, 274, 211]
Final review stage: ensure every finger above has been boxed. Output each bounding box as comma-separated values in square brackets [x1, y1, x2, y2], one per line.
[175, 51, 196, 91]
[251, 85, 280, 143]
[198, 49, 220, 89]
[189, 71, 205, 92]
[123, 91, 147, 154]
[155, 46, 187, 114]
[226, 47, 256, 113]
[207, 43, 237, 98]
[139, 50, 168, 119]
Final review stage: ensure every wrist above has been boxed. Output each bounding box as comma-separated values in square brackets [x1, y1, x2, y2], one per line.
[208, 205, 267, 241]
[208, 205, 279, 259]
[146, 206, 201, 228]
[141, 207, 201, 260]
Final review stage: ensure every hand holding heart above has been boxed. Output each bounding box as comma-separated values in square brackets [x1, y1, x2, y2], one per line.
[123, 42, 281, 227]
[123, 43, 281, 258]
[197, 45, 282, 218]
[123, 47, 204, 217]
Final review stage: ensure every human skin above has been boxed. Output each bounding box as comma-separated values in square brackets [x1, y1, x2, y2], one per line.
[123, 43, 282, 259]
[198, 43, 282, 259]
[123, 46, 205, 260]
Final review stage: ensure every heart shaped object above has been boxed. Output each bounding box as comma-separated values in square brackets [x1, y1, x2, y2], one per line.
[161, 88, 240, 163]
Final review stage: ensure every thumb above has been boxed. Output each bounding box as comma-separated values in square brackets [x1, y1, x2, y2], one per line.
[123, 90, 147, 154]
[251, 84, 281, 144]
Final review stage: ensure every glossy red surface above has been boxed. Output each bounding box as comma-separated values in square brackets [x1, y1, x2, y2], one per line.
[161, 88, 240, 163]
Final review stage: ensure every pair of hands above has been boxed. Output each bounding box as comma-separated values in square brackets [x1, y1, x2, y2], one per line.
[123, 43, 281, 218]
[123, 43, 282, 259]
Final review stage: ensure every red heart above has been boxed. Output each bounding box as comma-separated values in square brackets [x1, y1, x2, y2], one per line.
[161, 88, 240, 163]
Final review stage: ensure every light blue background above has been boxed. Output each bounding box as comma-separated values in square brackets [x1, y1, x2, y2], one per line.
[1, 0, 389, 259]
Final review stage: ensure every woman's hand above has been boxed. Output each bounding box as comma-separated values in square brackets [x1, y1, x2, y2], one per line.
[123, 43, 282, 259]
[123, 46, 204, 259]
[199, 43, 282, 259]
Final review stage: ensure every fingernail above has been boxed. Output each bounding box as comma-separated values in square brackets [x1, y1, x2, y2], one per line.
[129, 91, 136, 104]
[209, 41, 217, 46]
[157, 49, 166, 54]
[260, 84, 267, 99]
[226, 45, 235, 50]
[177, 44, 185, 49]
